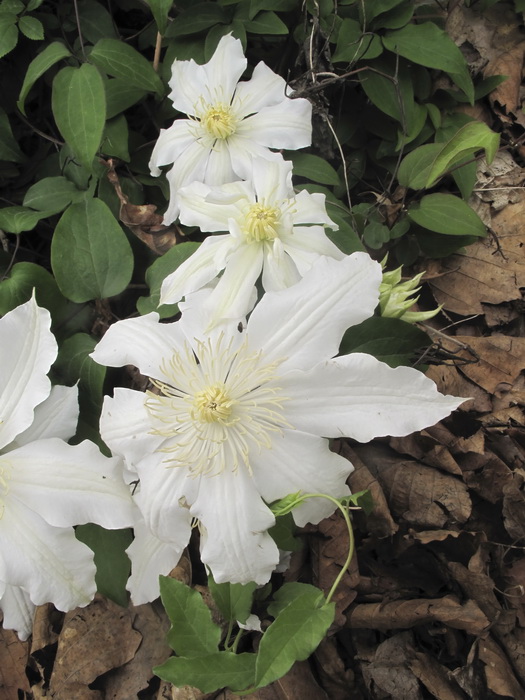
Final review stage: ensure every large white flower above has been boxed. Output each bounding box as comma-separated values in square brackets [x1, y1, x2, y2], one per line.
[92, 254, 464, 601]
[159, 158, 345, 319]
[149, 34, 312, 223]
[0, 297, 135, 639]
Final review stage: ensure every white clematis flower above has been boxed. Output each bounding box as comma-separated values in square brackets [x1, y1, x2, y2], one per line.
[149, 34, 312, 223]
[159, 158, 345, 319]
[92, 254, 464, 601]
[0, 296, 135, 639]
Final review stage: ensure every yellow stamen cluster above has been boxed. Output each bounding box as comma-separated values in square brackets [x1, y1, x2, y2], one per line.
[192, 383, 234, 424]
[201, 104, 237, 140]
[245, 204, 280, 243]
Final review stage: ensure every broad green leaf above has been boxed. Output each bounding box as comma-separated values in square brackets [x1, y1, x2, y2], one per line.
[101, 114, 130, 161]
[363, 220, 390, 249]
[23, 176, 83, 212]
[407, 193, 486, 238]
[358, 0, 405, 22]
[254, 587, 334, 688]
[0, 12, 18, 58]
[208, 576, 257, 625]
[26, 0, 44, 9]
[248, 0, 297, 20]
[267, 582, 318, 618]
[136, 241, 200, 318]
[51, 198, 133, 302]
[0, 0, 24, 11]
[75, 525, 132, 607]
[17, 41, 71, 115]
[18, 14, 43, 39]
[287, 152, 340, 186]
[90, 38, 164, 95]
[0, 262, 67, 316]
[372, 0, 413, 29]
[52, 64, 106, 171]
[268, 512, 301, 552]
[452, 157, 478, 200]
[0, 108, 25, 162]
[346, 489, 375, 515]
[339, 316, 430, 368]
[397, 143, 442, 189]
[244, 10, 288, 34]
[77, 0, 117, 42]
[154, 652, 256, 694]
[159, 576, 221, 657]
[425, 121, 500, 188]
[165, 2, 227, 37]
[105, 78, 147, 119]
[147, 0, 175, 33]
[332, 18, 382, 63]
[383, 23, 474, 103]
[0, 205, 55, 233]
[360, 57, 418, 134]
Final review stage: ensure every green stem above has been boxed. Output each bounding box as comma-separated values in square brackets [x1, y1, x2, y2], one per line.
[231, 627, 244, 654]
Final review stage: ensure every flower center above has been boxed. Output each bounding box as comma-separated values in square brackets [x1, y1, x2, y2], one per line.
[245, 204, 281, 243]
[201, 104, 237, 140]
[192, 383, 234, 423]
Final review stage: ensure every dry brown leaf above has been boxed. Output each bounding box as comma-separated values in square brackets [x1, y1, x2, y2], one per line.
[360, 632, 423, 700]
[447, 561, 503, 629]
[478, 637, 525, 699]
[314, 638, 358, 700]
[502, 471, 525, 540]
[31, 604, 61, 653]
[355, 445, 472, 529]
[0, 622, 30, 699]
[485, 43, 525, 116]
[426, 230, 525, 316]
[347, 596, 490, 636]
[409, 652, 465, 700]
[453, 335, 525, 395]
[426, 363, 491, 413]
[49, 596, 141, 698]
[390, 430, 462, 476]
[461, 451, 513, 503]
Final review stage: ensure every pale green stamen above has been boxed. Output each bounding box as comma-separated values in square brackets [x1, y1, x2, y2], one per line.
[245, 203, 281, 243]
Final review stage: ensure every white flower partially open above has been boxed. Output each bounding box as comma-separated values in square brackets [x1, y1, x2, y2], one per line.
[0, 297, 135, 639]
[149, 34, 312, 223]
[159, 158, 344, 319]
[92, 254, 464, 601]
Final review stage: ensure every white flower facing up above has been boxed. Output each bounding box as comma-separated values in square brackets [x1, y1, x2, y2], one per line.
[160, 158, 345, 319]
[149, 34, 312, 224]
[91, 254, 465, 602]
[0, 296, 135, 639]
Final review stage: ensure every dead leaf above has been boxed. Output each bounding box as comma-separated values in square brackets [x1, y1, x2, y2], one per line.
[485, 43, 525, 118]
[314, 638, 358, 700]
[0, 622, 30, 699]
[502, 471, 525, 540]
[409, 652, 466, 700]
[360, 632, 423, 700]
[454, 335, 525, 395]
[426, 362, 491, 413]
[478, 637, 525, 699]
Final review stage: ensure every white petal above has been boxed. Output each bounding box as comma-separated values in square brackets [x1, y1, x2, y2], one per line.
[250, 430, 351, 527]
[237, 99, 312, 150]
[280, 226, 345, 276]
[227, 136, 285, 180]
[7, 438, 135, 529]
[0, 296, 56, 449]
[251, 157, 293, 202]
[179, 287, 247, 346]
[126, 517, 184, 605]
[100, 389, 164, 474]
[234, 61, 293, 116]
[202, 34, 247, 104]
[203, 139, 237, 185]
[281, 353, 467, 443]
[261, 242, 301, 291]
[292, 190, 337, 227]
[162, 139, 215, 223]
[191, 466, 279, 585]
[168, 61, 209, 116]
[91, 312, 187, 384]
[159, 235, 236, 306]
[7, 384, 78, 449]
[0, 500, 96, 611]
[179, 181, 250, 232]
[149, 120, 195, 172]
[247, 253, 382, 372]
[0, 584, 35, 640]
[204, 243, 263, 320]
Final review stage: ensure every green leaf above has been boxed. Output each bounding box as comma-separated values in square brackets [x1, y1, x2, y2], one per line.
[18, 14, 43, 39]
[0, 12, 18, 58]
[287, 152, 340, 186]
[101, 114, 129, 161]
[363, 220, 390, 249]
[104, 78, 147, 119]
[359, 0, 406, 22]
[248, 0, 297, 19]
[254, 586, 334, 688]
[346, 489, 374, 515]
[146, 0, 173, 33]
[23, 176, 83, 212]
[268, 512, 301, 552]
[75, 525, 132, 607]
[165, 2, 227, 37]
[51, 198, 133, 302]
[159, 576, 221, 657]
[0, 0, 24, 12]
[452, 157, 478, 200]
[397, 143, 442, 190]
[408, 193, 486, 237]
[339, 316, 430, 368]
[52, 64, 106, 171]
[90, 38, 164, 95]
[136, 241, 200, 318]
[77, 0, 118, 42]
[0, 205, 55, 233]
[208, 576, 257, 625]
[0, 262, 67, 316]
[0, 107, 25, 162]
[332, 18, 382, 63]
[383, 23, 474, 103]
[244, 10, 288, 34]
[17, 41, 71, 115]
[425, 121, 500, 188]
[154, 652, 256, 694]
[267, 582, 318, 618]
